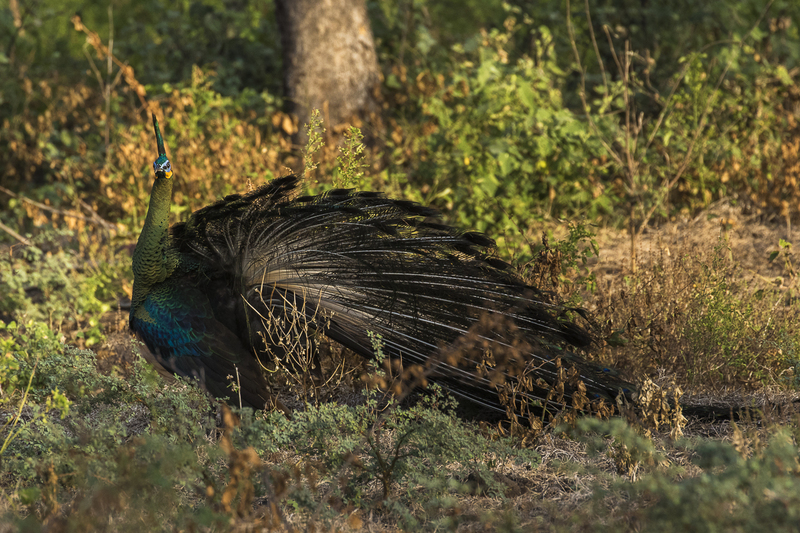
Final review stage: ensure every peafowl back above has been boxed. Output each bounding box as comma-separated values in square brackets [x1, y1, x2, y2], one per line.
[130, 116, 636, 418]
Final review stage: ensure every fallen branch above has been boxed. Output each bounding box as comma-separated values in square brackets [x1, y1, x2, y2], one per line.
[0, 185, 116, 232]
[0, 220, 30, 246]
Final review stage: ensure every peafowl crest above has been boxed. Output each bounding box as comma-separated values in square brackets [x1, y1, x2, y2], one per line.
[130, 115, 636, 418]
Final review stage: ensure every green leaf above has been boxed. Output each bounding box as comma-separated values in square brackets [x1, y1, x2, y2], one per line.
[385, 74, 401, 90]
[776, 65, 793, 87]
[518, 83, 536, 111]
[497, 152, 515, 176]
[18, 487, 41, 506]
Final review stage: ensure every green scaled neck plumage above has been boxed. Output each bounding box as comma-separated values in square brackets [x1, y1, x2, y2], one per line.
[131, 116, 179, 317]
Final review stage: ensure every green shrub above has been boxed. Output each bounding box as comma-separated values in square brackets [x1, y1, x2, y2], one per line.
[0, 230, 124, 347]
[638, 431, 800, 532]
[386, 14, 612, 240]
[566, 416, 800, 533]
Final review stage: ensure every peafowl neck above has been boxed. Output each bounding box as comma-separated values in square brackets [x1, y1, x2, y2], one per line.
[131, 172, 178, 311]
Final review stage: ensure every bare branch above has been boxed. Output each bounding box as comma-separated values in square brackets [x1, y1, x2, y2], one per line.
[0, 220, 31, 246]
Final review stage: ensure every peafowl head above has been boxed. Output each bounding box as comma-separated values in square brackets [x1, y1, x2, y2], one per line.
[153, 155, 172, 178]
[151, 115, 173, 180]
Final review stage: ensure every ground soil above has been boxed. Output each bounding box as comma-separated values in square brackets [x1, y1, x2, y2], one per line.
[592, 200, 793, 295]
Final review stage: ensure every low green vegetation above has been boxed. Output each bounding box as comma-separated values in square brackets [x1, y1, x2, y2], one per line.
[0, 321, 539, 530]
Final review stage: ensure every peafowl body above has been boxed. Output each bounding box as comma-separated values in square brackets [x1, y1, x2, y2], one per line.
[130, 116, 636, 416]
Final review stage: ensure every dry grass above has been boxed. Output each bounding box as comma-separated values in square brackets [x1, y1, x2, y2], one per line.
[585, 200, 800, 393]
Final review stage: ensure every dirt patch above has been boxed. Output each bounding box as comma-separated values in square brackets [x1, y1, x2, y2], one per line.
[592, 201, 793, 295]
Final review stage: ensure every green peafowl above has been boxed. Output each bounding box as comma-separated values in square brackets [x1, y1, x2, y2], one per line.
[130, 115, 637, 417]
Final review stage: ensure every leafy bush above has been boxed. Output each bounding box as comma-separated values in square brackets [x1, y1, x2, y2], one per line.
[562, 416, 800, 533]
[385, 15, 613, 240]
[1, 325, 538, 531]
[0, 230, 122, 347]
[640, 432, 800, 532]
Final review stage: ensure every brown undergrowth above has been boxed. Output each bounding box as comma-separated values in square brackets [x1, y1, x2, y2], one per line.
[592, 202, 800, 395]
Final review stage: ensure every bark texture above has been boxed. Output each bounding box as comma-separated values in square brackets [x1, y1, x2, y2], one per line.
[275, 0, 381, 137]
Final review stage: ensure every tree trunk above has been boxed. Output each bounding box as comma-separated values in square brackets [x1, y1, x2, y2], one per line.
[275, 0, 381, 140]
